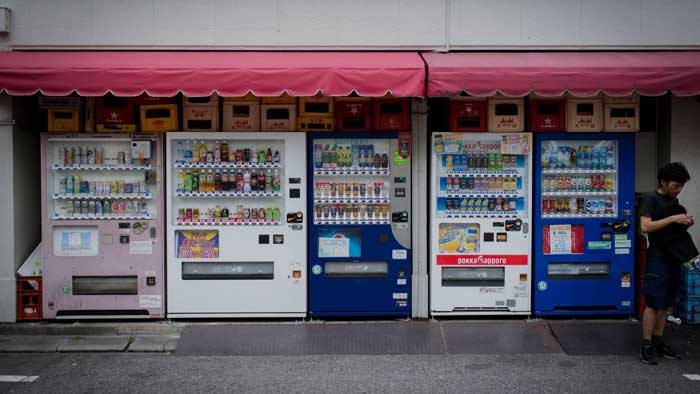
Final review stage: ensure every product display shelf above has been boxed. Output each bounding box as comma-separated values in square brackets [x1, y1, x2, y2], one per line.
[176, 191, 281, 198]
[314, 168, 390, 176]
[443, 212, 520, 219]
[313, 218, 391, 225]
[175, 219, 281, 226]
[314, 198, 389, 204]
[542, 191, 617, 196]
[53, 214, 153, 220]
[542, 168, 616, 175]
[541, 213, 617, 219]
[445, 169, 520, 176]
[53, 193, 153, 199]
[175, 162, 281, 170]
[52, 164, 153, 171]
[441, 192, 519, 199]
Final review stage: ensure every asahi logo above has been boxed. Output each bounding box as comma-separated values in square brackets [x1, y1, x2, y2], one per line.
[498, 118, 516, 124]
[577, 118, 593, 125]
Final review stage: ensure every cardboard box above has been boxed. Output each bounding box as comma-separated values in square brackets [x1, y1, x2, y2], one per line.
[298, 116, 334, 132]
[487, 95, 524, 132]
[335, 97, 372, 131]
[449, 97, 487, 132]
[528, 93, 566, 132]
[372, 97, 410, 131]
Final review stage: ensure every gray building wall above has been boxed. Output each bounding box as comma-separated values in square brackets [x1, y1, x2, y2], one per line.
[671, 96, 700, 248]
[1, 0, 699, 50]
[0, 95, 14, 322]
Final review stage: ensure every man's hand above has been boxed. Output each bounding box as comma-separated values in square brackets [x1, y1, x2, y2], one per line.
[670, 213, 694, 226]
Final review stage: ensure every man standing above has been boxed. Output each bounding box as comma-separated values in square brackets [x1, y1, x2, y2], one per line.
[639, 162, 693, 365]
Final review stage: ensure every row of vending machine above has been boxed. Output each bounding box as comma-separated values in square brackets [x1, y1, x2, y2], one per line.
[39, 130, 635, 319]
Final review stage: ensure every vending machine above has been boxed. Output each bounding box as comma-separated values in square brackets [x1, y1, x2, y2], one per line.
[533, 132, 635, 315]
[166, 132, 306, 318]
[41, 134, 165, 319]
[307, 132, 412, 317]
[430, 132, 533, 316]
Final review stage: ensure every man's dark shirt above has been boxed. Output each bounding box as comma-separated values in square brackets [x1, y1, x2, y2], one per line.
[640, 191, 698, 262]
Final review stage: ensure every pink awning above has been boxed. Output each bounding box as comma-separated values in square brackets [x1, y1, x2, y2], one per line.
[0, 51, 425, 97]
[423, 51, 700, 97]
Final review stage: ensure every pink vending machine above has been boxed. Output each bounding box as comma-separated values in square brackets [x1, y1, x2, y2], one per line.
[41, 133, 165, 319]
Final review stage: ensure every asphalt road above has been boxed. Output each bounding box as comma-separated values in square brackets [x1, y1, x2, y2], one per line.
[0, 352, 699, 394]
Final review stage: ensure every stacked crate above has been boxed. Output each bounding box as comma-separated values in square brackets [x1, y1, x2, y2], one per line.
[679, 265, 700, 323]
[16, 276, 42, 320]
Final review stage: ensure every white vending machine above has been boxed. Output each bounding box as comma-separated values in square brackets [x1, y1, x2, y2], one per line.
[430, 132, 532, 316]
[166, 132, 307, 318]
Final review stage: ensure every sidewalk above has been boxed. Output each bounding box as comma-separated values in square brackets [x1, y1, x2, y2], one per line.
[0, 319, 698, 357]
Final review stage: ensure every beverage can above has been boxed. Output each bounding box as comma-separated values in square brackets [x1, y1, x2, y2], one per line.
[509, 199, 517, 211]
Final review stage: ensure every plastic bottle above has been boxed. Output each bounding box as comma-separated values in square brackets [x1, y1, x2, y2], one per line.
[192, 141, 200, 163]
[274, 150, 281, 164]
[330, 144, 338, 168]
[243, 170, 251, 192]
[185, 171, 193, 192]
[177, 170, 185, 192]
[314, 144, 323, 168]
[266, 148, 273, 163]
[272, 169, 281, 192]
[198, 141, 208, 163]
[176, 141, 184, 162]
[351, 144, 359, 168]
[606, 146, 614, 169]
[381, 151, 389, 168]
[266, 169, 272, 191]
[258, 147, 266, 164]
[214, 141, 221, 163]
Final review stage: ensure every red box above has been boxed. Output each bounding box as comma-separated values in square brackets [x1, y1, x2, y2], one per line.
[449, 98, 487, 132]
[372, 97, 410, 131]
[96, 94, 137, 132]
[528, 94, 566, 131]
[16, 276, 42, 320]
[335, 97, 372, 131]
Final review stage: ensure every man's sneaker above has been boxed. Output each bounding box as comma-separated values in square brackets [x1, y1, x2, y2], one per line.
[640, 344, 658, 365]
[655, 342, 680, 360]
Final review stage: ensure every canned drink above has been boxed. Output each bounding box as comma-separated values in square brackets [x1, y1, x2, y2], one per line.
[359, 183, 366, 197]
[243, 208, 251, 220]
[488, 199, 496, 212]
[77, 146, 85, 165]
[65, 201, 74, 216]
[543, 199, 550, 213]
[140, 202, 147, 216]
[186, 208, 193, 220]
[258, 208, 266, 220]
[124, 149, 132, 165]
[88, 181, 95, 195]
[577, 198, 585, 213]
[125, 182, 133, 194]
[110, 181, 118, 194]
[64, 147, 72, 166]
[87, 200, 95, 214]
[95, 147, 104, 165]
[79, 181, 87, 194]
[79, 200, 87, 215]
[87, 147, 95, 165]
[569, 198, 577, 214]
[605, 197, 614, 214]
[509, 199, 517, 211]
[125, 201, 133, 215]
[178, 208, 185, 219]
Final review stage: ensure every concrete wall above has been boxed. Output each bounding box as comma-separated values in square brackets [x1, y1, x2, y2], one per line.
[1, 0, 699, 50]
[0, 94, 14, 322]
[670, 96, 700, 247]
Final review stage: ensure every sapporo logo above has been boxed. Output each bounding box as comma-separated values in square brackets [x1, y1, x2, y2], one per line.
[456, 255, 508, 265]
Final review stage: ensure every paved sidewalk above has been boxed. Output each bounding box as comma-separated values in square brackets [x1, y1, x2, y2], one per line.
[1, 319, 698, 357]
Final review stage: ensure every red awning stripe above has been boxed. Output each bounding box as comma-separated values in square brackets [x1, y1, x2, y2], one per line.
[423, 51, 700, 97]
[0, 51, 426, 97]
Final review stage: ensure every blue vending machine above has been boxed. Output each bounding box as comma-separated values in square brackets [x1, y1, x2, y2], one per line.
[533, 132, 635, 315]
[308, 132, 412, 317]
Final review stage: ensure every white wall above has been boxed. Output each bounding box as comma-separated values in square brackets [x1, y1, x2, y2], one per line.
[0, 94, 14, 322]
[1, 0, 699, 50]
[670, 96, 700, 247]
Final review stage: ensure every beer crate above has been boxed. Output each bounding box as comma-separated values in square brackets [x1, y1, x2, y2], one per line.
[261, 93, 296, 105]
[603, 93, 639, 132]
[183, 94, 219, 131]
[96, 94, 137, 132]
[84, 97, 95, 133]
[449, 97, 487, 132]
[528, 93, 566, 132]
[223, 94, 260, 132]
[678, 294, 700, 324]
[135, 94, 176, 106]
[48, 109, 80, 132]
[261, 104, 297, 132]
[681, 265, 700, 298]
[299, 95, 334, 118]
[372, 96, 410, 131]
[16, 276, 42, 320]
[566, 94, 603, 132]
[140, 104, 179, 132]
[298, 116, 334, 132]
[335, 97, 372, 131]
[487, 95, 524, 132]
